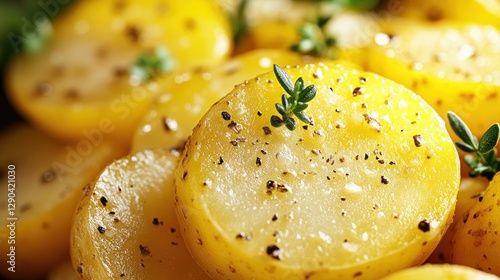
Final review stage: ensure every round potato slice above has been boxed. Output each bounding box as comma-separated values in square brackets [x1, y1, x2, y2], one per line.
[379, 264, 500, 280]
[366, 19, 500, 141]
[131, 49, 319, 153]
[365, 19, 500, 176]
[6, 0, 232, 145]
[70, 149, 211, 279]
[379, 0, 500, 26]
[0, 124, 125, 279]
[451, 172, 500, 276]
[175, 62, 460, 279]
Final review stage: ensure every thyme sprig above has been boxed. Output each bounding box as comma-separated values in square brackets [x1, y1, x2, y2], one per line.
[270, 64, 317, 131]
[448, 111, 500, 180]
[290, 16, 337, 59]
[130, 47, 175, 84]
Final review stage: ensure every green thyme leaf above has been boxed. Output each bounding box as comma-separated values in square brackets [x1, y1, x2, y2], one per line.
[447, 111, 477, 148]
[294, 111, 311, 124]
[448, 111, 500, 181]
[291, 16, 337, 59]
[271, 64, 317, 131]
[284, 116, 296, 131]
[455, 142, 475, 153]
[299, 85, 317, 102]
[271, 115, 284, 127]
[274, 65, 294, 95]
[23, 18, 53, 54]
[130, 47, 175, 84]
[478, 123, 500, 154]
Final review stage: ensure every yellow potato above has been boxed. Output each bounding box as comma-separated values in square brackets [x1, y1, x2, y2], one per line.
[379, 264, 500, 280]
[380, 0, 500, 26]
[451, 172, 500, 275]
[131, 49, 319, 152]
[365, 19, 500, 175]
[0, 124, 125, 279]
[426, 177, 489, 263]
[70, 149, 210, 279]
[367, 19, 500, 137]
[6, 0, 232, 146]
[175, 62, 460, 279]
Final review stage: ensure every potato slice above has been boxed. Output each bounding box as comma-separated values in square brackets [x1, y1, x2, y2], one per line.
[365, 20, 500, 175]
[70, 149, 210, 279]
[0, 124, 125, 279]
[131, 49, 319, 152]
[379, 0, 500, 26]
[379, 264, 500, 280]
[366, 19, 500, 140]
[175, 62, 460, 279]
[451, 172, 500, 276]
[426, 177, 489, 263]
[6, 0, 231, 145]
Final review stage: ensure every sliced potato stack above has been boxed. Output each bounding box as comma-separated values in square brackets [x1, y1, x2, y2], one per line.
[6, 0, 231, 146]
[366, 20, 500, 139]
[175, 62, 460, 279]
[131, 49, 319, 152]
[70, 149, 210, 279]
[452, 172, 500, 275]
[0, 124, 124, 279]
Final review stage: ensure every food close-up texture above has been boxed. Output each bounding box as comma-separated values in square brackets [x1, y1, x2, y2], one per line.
[0, 0, 499, 279]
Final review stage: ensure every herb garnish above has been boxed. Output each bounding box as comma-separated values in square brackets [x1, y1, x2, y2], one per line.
[448, 111, 500, 180]
[290, 16, 337, 59]
[270, 64, 317, 131]
[129, 47, 175, 84]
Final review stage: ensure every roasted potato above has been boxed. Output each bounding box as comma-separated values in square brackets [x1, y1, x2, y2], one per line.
[175, 62, 460, 279]
[70, 149, 210, 279]
[0, 124, 125, 279]
[451, 172, 500, 275]
[131, 49, 319, 152]
[6, 0, 232, 146]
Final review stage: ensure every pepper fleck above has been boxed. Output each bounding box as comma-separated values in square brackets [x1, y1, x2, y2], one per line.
[100, 196, 108, 207]
[413, 135, 423, 147]
[228, 121, 243, 133]
[257, 111, 263, 116]
[41, 169, 56, 183]
[266, 245, 282, 260]
[152, 218, 160, 225]
[256, 157, 262, 167]
[218, 157, 224, 165]
[97, 226, 106, 234]
[236, 233, 252, 240]
[381, 176, 390, 184]
[418, 219, 431, 232]
[221, 111, 231, 121]
[139, 244, 151, 256]
[272, 214, 278, 221]
[263, 126, 272, 135]
[352, 87, 364, 97]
